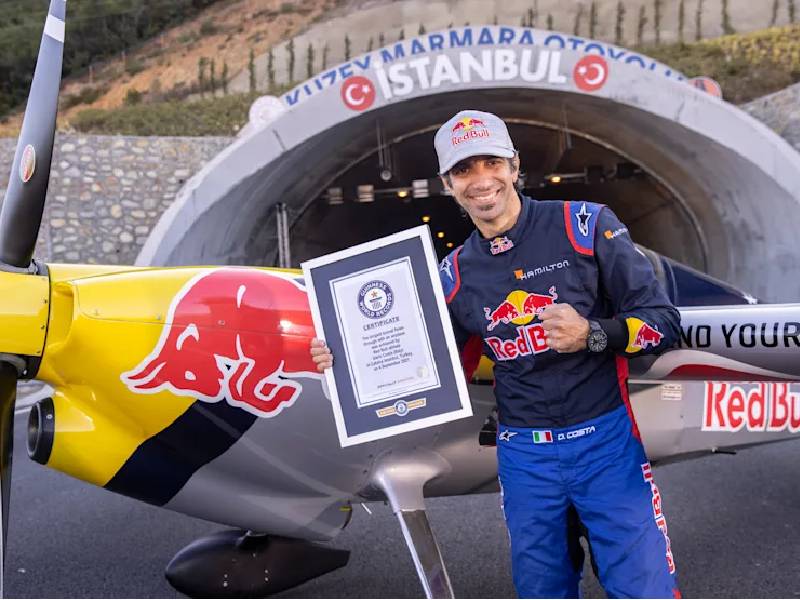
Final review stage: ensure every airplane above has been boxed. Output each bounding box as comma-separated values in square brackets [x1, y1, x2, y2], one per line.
[1, 2, 799, 598]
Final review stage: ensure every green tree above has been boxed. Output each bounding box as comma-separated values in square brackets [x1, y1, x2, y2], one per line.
[721, 0, 735, 34]
[209, 59, 216, 95]
[615, 1, 626, 45]
[573, 3, 585, 36]
[695, 0, 704, 41]
[771, 0, 780, 26]
[678, 0, 686, 43]
[653, 0, 662, 44]
[197, 57, 207, 97]
[589, 1, 598, 38]
[636, 5, 647, 45]
[287, 38, 296, 83]
[222, 62, 229, 95]
[267, 48, 276, 92]
[522, 8, 536, 27]
[306, 42, 315, 79]
[248, 49, 256, 93]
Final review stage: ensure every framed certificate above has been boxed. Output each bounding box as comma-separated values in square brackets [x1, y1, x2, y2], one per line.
[302, 225, 472, 447]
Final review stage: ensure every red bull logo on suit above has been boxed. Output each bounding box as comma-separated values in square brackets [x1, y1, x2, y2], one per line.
[625, 317, 664, 353]
[483, 286, 558, 360]
[484, 286, 558, 332]
[121, 268, 321, 418]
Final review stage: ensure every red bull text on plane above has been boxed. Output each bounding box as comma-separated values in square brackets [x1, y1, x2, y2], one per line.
[703, 382, 800, 432]
[121, 268, 321, 418]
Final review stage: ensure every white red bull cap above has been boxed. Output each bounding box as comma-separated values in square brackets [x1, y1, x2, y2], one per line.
[434, 110, 517, 175]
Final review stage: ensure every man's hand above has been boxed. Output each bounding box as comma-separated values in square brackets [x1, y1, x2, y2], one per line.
[539, 304, 590, 353]
[310, 338, 333, 372]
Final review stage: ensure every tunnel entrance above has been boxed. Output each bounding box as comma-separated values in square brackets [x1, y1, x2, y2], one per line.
[138, 27, 800, 303]
[291, 119, 701, 270]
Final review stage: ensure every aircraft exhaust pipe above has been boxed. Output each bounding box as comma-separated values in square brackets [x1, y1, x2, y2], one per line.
[27, 397, 54, 465]
[165, 529, 350, 597]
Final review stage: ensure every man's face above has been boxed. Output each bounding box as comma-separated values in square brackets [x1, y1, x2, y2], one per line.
[441, 155, 520, 225]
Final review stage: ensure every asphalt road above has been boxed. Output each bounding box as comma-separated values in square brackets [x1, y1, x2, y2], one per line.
[5, 406, 800, 598]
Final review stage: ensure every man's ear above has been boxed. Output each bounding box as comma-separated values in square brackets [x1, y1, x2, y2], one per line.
[511, 155, 520, 183]
[440, 174, 452, 194]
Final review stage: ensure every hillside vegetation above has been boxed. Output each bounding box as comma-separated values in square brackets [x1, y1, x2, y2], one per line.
[0, 0, 222, 117]
[68, 23, 800, 137]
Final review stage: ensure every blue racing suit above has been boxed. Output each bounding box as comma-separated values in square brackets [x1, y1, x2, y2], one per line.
[438, 196, 681, 599]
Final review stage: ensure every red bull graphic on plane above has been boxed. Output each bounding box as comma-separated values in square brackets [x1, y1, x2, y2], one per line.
[703, 382, 800, 432]
[121, 268, 322, 418]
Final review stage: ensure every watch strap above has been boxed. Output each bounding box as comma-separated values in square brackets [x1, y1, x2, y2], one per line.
[595, 318, 627, 351]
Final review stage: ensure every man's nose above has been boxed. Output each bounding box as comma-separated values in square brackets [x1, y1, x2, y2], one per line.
[470, 168, 495, 189]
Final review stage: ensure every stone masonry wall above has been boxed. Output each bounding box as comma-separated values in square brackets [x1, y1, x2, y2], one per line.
[0, 84, 799, 267]
[0, 134, 231, 265]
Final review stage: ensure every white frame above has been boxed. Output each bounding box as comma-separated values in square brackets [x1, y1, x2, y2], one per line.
[302, 225, 472, 447]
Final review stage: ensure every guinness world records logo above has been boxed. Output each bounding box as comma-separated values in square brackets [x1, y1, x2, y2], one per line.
[358, 280, 394, 318]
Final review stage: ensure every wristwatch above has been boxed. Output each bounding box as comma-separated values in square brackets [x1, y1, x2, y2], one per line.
[586, 320, 608, 353]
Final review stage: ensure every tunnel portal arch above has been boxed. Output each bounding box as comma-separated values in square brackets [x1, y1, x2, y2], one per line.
[137, 26, 800, 302]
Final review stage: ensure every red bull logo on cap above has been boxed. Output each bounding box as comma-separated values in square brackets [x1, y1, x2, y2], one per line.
[121, 268, 321, 418]
[451, 116, 490, 146]
[625, 317, 664, 353]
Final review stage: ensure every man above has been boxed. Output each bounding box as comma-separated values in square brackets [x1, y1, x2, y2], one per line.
[312, 110, 681, 598]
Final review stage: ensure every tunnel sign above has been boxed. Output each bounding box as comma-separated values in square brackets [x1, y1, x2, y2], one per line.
[284, 25, 682, 109]
[336, 48, 610, 107]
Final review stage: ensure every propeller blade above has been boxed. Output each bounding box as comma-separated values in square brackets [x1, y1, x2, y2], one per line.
[0, 0, 67, 269]
[0, 362, 18, 598]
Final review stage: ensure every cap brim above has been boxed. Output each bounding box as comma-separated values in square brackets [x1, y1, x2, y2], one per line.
[439, 145, 516, 174]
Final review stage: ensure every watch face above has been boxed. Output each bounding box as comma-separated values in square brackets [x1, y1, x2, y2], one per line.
[588, 330, 608, 352]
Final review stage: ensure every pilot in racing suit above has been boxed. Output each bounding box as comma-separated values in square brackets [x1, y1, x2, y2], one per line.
[438, 194, 682, 598]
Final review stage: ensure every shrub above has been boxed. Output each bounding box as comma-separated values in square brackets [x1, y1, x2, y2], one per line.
[123, 88, 143, 106]
[199, 19, 218, 36]
[125, 58, 146, 76]
[61, 85, 107, 109]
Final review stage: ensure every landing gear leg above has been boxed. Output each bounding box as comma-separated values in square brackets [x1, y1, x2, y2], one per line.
[370, 451, 453, 599]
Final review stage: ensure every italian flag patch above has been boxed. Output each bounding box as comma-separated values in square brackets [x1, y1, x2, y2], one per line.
[532, 430, 553, 444]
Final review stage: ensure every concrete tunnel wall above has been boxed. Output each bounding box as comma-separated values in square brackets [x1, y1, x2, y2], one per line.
[137, 27, 800, 303]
